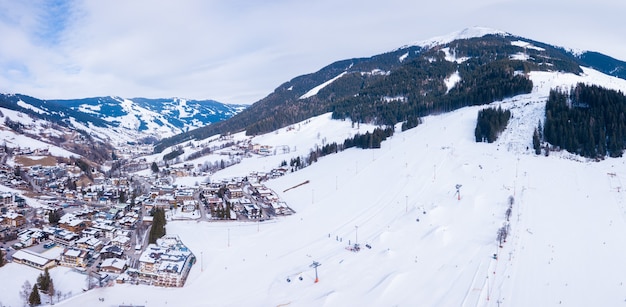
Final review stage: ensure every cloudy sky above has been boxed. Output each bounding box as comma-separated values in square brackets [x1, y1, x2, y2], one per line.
[0, 0, 624, 105]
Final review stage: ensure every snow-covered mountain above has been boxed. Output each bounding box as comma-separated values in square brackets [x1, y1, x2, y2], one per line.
[0, 94, 246, 146]
[9, 64, 623, 307]
[4, 28, 626, 306]
[155, 27, 626, 152]
[51, 96, 246, 139]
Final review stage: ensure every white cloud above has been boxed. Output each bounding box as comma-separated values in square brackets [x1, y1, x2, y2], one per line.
[0, 0, 625, 104]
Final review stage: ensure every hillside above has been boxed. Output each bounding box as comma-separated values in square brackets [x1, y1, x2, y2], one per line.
[154, 27, 626, 153]
[32, 67, 626, 307]
[0, 94, 245, 146]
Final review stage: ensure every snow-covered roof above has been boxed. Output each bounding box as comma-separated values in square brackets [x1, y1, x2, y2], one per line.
[101, 258, 127, 270]
[64, 249, 82, 257]
[12, 249, 54, 266]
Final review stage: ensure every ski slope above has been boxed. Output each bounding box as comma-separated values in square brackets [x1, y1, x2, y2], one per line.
[4, 68, 626, 306]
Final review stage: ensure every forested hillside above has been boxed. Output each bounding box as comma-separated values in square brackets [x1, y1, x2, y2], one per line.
[543, 84, 626, 158]
[155, 33, 626, 153]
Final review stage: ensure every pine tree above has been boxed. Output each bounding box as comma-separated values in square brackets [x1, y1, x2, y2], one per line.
[48, 210, 61, 225]
[0, 249, 4, 267]
[29, 284, 41, 306]
[37, 267, 51, 292]
[118, 189, 127, 204]
[148, 208, 166, 244]
[151, 162, 159, 173]
[532, 128, 541, 155]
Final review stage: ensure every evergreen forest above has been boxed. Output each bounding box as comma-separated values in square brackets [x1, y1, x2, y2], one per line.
[543, 83, 626, 158]
[474, 106, 512, 143]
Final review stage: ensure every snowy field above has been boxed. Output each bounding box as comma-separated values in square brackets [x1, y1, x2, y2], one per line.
[3, 68, 626, 306]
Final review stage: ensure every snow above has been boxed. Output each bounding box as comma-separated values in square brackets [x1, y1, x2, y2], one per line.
[441, 47, 470, 63]
[16, 100, 46, 114]
[399, 52, 409, 62]
[4, 68, 626, 306]
[0, 126, 78, 159]
[444, 70, 461, 93]
[0, 261, 86, 307]
[510, 52, 529, 61]
[300, 72, 348, 99]
[411, 27, 508, 49]
[511, 40, 545, 51]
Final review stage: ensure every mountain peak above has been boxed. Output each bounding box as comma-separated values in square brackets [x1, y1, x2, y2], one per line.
[411, 26, 509, 49]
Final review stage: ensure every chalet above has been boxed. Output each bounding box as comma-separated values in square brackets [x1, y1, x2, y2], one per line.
[119, 214, 139, 229]
[154, 194, 176, 209]
[229, 188, 244, 198]
[91, 222, 116, 240]
[182, 200, 197, 213]
[244, 203, 261, 219]
[175, 189, 195, 202]
[81, 228, 102, 238]
[271, 201, 292, 215]
[12, 249, 56, 270]
[205, 196, 223, 207]
[1, 192, 12, 206]
[111, 235, 131, 250]
[3, 211, 26, 227]
[59, 218, 91, 233]
[100, 257, 127, 274]
[76, 236, 103, 252]
[59, 248, 89, 268]
[100, 244, 124, 259]
[47, 228, 80, 247]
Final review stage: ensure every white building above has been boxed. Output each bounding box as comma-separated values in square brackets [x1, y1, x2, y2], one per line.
[137, 235, 195, 287]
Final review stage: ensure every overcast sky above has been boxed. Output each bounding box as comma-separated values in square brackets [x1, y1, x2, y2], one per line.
[1, 0, 625, 105]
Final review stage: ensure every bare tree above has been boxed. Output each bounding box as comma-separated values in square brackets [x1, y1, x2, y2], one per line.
[497, 223, 510, 248]
[20, 280, 31, 307]
[48, 279, 55, 305]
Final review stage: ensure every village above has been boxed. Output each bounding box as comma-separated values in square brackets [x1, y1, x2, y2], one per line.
[0, 139, 294, 291]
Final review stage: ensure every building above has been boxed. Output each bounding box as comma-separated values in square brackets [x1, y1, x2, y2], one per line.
[138, 235, 195, 287]
[100, 258, 127, 274]
[76, 236, 104, 252]
[2, 212, 26, 227]
[100, 244, 124, 259]
[59, 218, 92, 233]
[12, 249, 56, 270]
[1, 192, 12, 206]
[59, 248, 89, 268]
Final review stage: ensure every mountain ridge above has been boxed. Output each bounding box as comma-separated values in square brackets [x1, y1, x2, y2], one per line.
[153, 28, 626, 153]
[0, 93, 246, 142]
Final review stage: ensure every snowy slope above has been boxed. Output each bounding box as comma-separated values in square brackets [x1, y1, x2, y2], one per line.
[0, 107, 80, 158]
[3, 67, 615, 307]
[410, 27, 508, 50]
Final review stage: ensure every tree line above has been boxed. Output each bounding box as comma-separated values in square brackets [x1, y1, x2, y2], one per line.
[474, 106, 511, 143]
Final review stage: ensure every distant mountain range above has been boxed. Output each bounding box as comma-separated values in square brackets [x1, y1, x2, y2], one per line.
[0, 94, 246, 142]
[153, 27, 626, 153]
